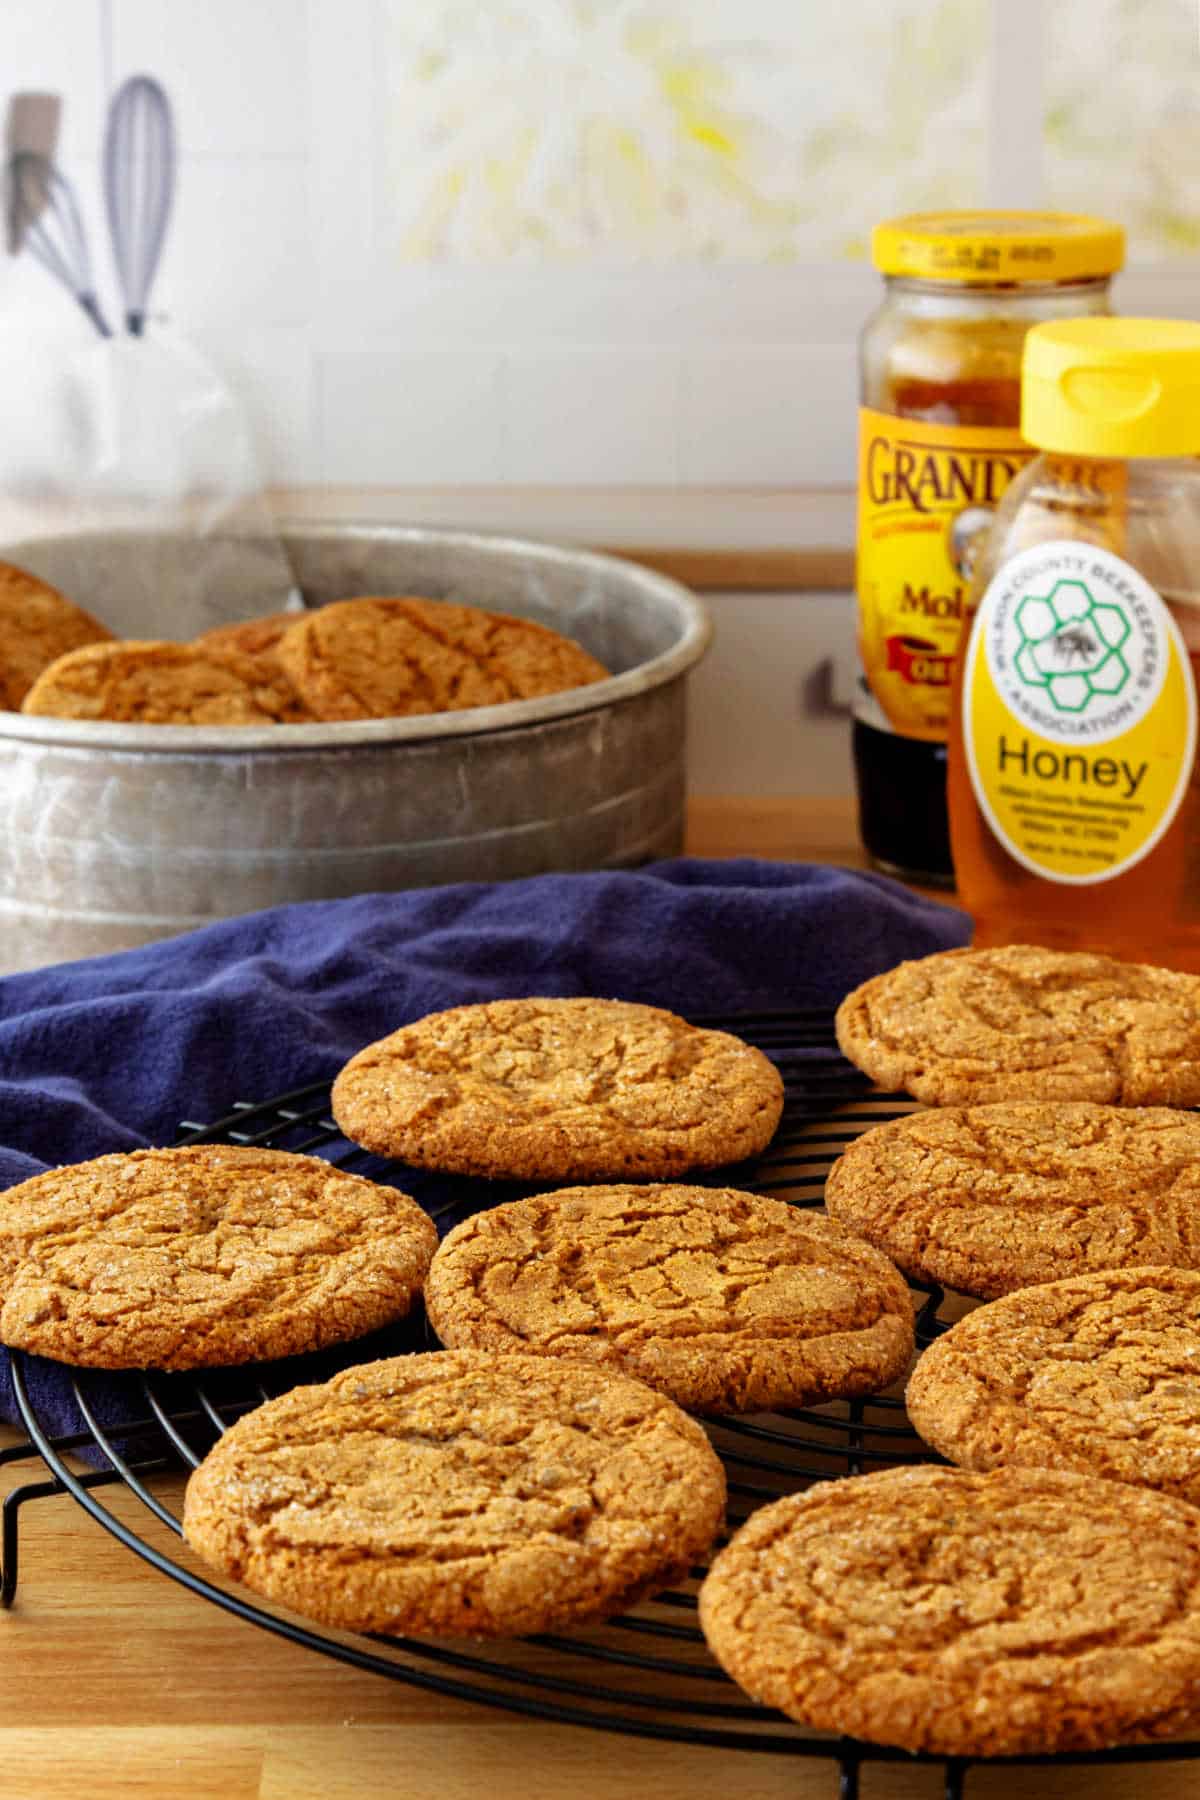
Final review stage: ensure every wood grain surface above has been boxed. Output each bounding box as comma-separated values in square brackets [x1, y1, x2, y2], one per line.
[685, 794, 955, 905]
[0, 798, 1193, 1799]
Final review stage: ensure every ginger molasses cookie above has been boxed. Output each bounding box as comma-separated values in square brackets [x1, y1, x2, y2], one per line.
[699, 1464, 1200, 1756]
[192, 613, 316, 719]
[825, 1102, 1200, 1299]
[21, 639, 310, 724]
[425, 1184, 914, 1414]
[275, 595, 609, 722]
[835, 944, 1200, 1107]
[194, 611, 304, 659]
[908, 1267, 1200, 1502]
[0, 559, 114, 710]
[331, 998, 785, 1181]
[183, 1349, 726, 1637]
[0, 1145, 436, 1369]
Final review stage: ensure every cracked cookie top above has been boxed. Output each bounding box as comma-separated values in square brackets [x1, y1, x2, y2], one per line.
[189, 612, 317, 719]
[274, 595, 609, 721]
[699, 1464, 1200, 1757]
[0, 559, 114, 711]
[425, 1184, 914, 1414]
[194, 611, 301, 659]
[835, 945, 1200, 1107]
[908, 1267, 1200, 1502]
[0, 1145, 436, 1369]
[825, 1102, 1200, 1299]
[331, 998, 786, 1181]
[182, 1348, 726, 1637]
[21, 638, 312, 723]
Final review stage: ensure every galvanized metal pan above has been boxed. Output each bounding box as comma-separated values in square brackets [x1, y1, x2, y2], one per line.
[0, 523, 712, 973]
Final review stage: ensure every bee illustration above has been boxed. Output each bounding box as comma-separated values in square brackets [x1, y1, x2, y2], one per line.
[1048, 624, 1099, 666]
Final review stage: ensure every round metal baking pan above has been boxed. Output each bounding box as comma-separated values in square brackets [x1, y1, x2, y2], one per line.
[0, 523, 712, 973]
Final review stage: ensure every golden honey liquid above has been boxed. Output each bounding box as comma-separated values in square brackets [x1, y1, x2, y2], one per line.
[948, 645, 1200, 967]
[947, 453, 1200, 970]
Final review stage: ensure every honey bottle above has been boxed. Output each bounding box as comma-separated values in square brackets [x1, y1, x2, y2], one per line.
[948, 317, 1200, 969]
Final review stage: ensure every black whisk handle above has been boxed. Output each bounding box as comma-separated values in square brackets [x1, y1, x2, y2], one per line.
[79, 292, 114, 338]
[7, 150, 113, 338]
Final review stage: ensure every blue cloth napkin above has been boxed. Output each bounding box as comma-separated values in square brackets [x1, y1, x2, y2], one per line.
[0, 857, 969, 1447]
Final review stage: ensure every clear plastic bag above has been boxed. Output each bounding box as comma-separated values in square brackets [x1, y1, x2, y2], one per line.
[0, 313, 297, 639]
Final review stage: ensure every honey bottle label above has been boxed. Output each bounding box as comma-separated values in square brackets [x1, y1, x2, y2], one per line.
[963, 539, 1197, 884]
[856, 407, 1035, 741]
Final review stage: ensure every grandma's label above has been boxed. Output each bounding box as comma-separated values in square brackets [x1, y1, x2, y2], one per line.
[964, 540, 1196, 885]
[856, 408, 1035, 741]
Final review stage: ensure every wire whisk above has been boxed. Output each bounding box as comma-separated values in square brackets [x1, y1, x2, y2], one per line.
[6, 151, 112, 336]
[103, 75, 176, 336]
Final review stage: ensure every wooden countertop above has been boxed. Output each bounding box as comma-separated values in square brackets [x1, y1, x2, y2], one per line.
[0, 796, 1186, 1800]
[687, 793, 873, 867]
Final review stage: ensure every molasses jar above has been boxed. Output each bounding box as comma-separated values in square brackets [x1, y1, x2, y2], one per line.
[948, 317, 1200, 971]
[855, 211, 1123, 885]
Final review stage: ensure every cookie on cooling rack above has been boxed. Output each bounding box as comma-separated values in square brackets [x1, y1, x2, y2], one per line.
[0, 1145, 436, 1369]
[425, 1184, 914, 1414]
[825, 1101, 1200, 1299]
[331, 998, 785, 1181]
[699, 1463, 1200, 1757]
[908, 1266, 1200, 1502]
[275, 594, 610, 722]
[0, 559, 114, 710]
[21, 639, 313, 724]
[182, 1348, 726, 1637]
[835, 944, 1200, 1107]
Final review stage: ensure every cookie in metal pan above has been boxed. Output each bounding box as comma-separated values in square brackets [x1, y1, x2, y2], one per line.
[21, 638, 312, 724]
[274, 594, 609, 722]
[0, 558, 114, 711]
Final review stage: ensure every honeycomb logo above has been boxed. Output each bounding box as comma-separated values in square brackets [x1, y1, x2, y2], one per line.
[1012, 579, 1131, 714]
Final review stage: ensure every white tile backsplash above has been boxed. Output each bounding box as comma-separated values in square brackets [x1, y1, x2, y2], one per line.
[5, 0, 105, 158]
[110, 0, 310, 155]
[680, 347, 858, 487]
[2, 0, 1193, 493]
[503, 350, 680, 485]
[317, 350, 505, 484]
[152, 154, 312, 330]
[191, 324, 317, 483]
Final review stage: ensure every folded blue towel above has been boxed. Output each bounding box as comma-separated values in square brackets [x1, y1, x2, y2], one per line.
[0, 857, 969, 1445]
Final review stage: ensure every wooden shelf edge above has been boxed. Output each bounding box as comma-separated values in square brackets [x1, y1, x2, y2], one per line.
[602, 546, 852, 592]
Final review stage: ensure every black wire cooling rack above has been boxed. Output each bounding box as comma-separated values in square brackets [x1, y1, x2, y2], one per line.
[4, 1008, 1200, 1800]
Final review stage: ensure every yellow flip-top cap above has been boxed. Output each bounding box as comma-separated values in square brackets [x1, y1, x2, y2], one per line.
[872, 211, 1124, 284]
[1022, 317, 1200, 457]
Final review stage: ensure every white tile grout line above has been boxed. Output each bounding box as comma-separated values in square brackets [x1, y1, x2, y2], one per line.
[986, 0, 1048, 208]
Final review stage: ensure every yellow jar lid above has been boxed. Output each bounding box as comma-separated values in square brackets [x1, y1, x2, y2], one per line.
[872, 211, 1125, 284]
[1022, 317, 1200, 457]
